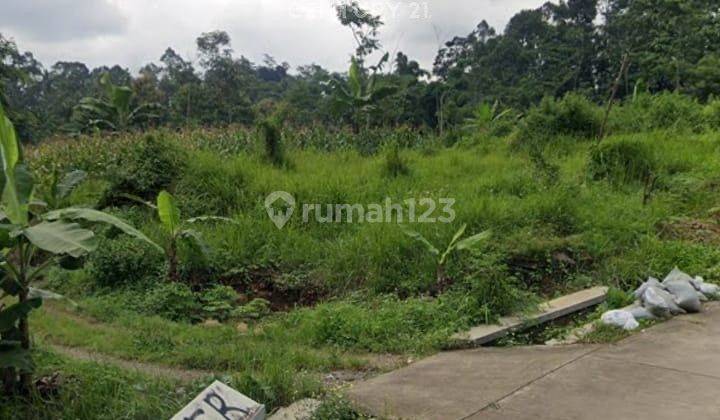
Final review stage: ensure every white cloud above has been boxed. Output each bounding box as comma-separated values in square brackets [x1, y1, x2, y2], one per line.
[0, 0, 549, 73]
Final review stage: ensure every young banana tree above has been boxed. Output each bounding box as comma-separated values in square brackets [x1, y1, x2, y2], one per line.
[41, 169, 87, 210]
[463, 102, 513, 136]
[128, 191, 236, 282]
[329, 56, 397, 133]
[401, 224, 491, 294]
[0, 103, 157, 395]
[68, 73, 161, 134]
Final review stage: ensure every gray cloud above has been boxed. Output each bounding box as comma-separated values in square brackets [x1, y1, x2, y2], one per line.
[0, 0, 127, 42]
[0, 0, 548, 72]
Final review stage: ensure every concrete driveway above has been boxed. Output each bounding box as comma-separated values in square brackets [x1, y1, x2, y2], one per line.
[347, 303, 720, 419]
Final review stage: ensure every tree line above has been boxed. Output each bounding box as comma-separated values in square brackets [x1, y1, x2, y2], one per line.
[1, 0, 719, 142]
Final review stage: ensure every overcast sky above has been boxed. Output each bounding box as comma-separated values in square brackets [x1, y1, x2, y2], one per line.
[1, 0, 548, 73]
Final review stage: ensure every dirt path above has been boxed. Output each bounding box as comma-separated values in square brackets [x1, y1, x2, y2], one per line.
[48, 343, 214, 382]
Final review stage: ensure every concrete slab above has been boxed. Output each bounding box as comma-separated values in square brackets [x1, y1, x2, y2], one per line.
[348, 301, 720, 420]
[452, 287, 608, 346]
[594, 302, 720, 379]
[346, 345, 596, 420]
[469, 355, 720, 420]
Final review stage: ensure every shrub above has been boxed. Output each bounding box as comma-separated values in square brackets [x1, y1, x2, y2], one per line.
[257, 119, 285, 167]
[458, 256, 536, 322]
[518, 93, 602, 144]
[199, 285, 239, 321]
[232, 298, 272, 320]
[605, 287, 634, 309]
[313, 396, 362, 420]
[174, 153, 247, 215]
[645, 93, 705, 132]
[610, 93, 706, 133]
[703, 98, 720, 130]
[383, 143, 409, 177]
[87, 236, 164, 288]
[45, 267, 95, 296]
[101, 134, 186, 204]
[588, 137, 657, 184]
[141, 282, 200, 322]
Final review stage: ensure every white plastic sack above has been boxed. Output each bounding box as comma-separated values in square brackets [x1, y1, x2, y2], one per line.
[663, 269, 703, 313]
[642, 285, 684, 317]
[663, 267, 694, 284]
[691, 276, 720, 298]
[690, 276, 705, 291]
[633, 277, 663, 300]
[699, 283, 720, 298]
[627, 305, 656, 321]
[601, 310, 639, 331]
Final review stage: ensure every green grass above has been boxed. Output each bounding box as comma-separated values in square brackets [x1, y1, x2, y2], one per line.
[30, 301, 361, 410]
[90, 130, 718, 297]
[0, 348, 190, 420]
[17, 124, 720, 414]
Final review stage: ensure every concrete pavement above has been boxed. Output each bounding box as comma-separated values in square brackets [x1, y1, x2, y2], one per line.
[347, 303, 720, 419]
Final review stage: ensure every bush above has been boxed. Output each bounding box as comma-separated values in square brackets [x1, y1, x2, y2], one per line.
[518, 93, 602, 144]
[383, 143, 409, 177]
[703, 98, 720, 130]
[645, 93, 705, 132]
[610, 93, 706, 133]
[232, 298, 272, 320]
[141, 282, 200, 322]
[459, 256, 537, 322]
[88, 236, 164, 288]
[588, 137, 657, 184]
[605, 287, 634, 309]
[257, 119, 286, 167]
[199, 285, 239, 321]
[101, 134, 186, 204]
[313, 396, 362, 420]
[45, 267, 95, 296]
[174, 152, 247, 215]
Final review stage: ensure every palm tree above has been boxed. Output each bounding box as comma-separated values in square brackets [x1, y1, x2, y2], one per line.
[68, 73, 160, 134]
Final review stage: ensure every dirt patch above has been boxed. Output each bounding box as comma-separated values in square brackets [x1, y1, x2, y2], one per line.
[218, 265, 327, 311]
[657, 218, 720, 245]
[323, 354, 410, 389]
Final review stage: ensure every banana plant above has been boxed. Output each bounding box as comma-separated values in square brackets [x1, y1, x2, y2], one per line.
[68, 73, 161, 134]
[41, 169, 87, 210]
[463, 101, 513, 136]
[329, 56, 397, 133]
[401, 224, 491, 294]
[127, 191, 237, 282]
[0, 103, 156, 395]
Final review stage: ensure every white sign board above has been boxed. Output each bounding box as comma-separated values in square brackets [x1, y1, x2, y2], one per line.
[171, 381, 266, 420]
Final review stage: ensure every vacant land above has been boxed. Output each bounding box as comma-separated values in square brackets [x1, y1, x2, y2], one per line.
[0, 92, 716, 417]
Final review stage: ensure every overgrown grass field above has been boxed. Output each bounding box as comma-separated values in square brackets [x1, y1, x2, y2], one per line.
[7, 93, 720, 417]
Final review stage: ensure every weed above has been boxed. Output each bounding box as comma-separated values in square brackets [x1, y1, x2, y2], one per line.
[87, 236, 164, 288]
[257, 118, 286, 167]
[383, 143, 409, 177]
[588, 137, 656, 184]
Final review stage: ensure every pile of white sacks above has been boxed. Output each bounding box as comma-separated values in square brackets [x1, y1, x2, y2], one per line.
[601, 267, 720, 330]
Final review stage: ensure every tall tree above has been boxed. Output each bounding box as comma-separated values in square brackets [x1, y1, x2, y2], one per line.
[193, 31, 254, 125]
[335, 1, 384, 68]
[602, 0, 720, 95]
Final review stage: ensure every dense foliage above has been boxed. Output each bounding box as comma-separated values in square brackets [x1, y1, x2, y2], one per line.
[1, 0, 720, 142]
